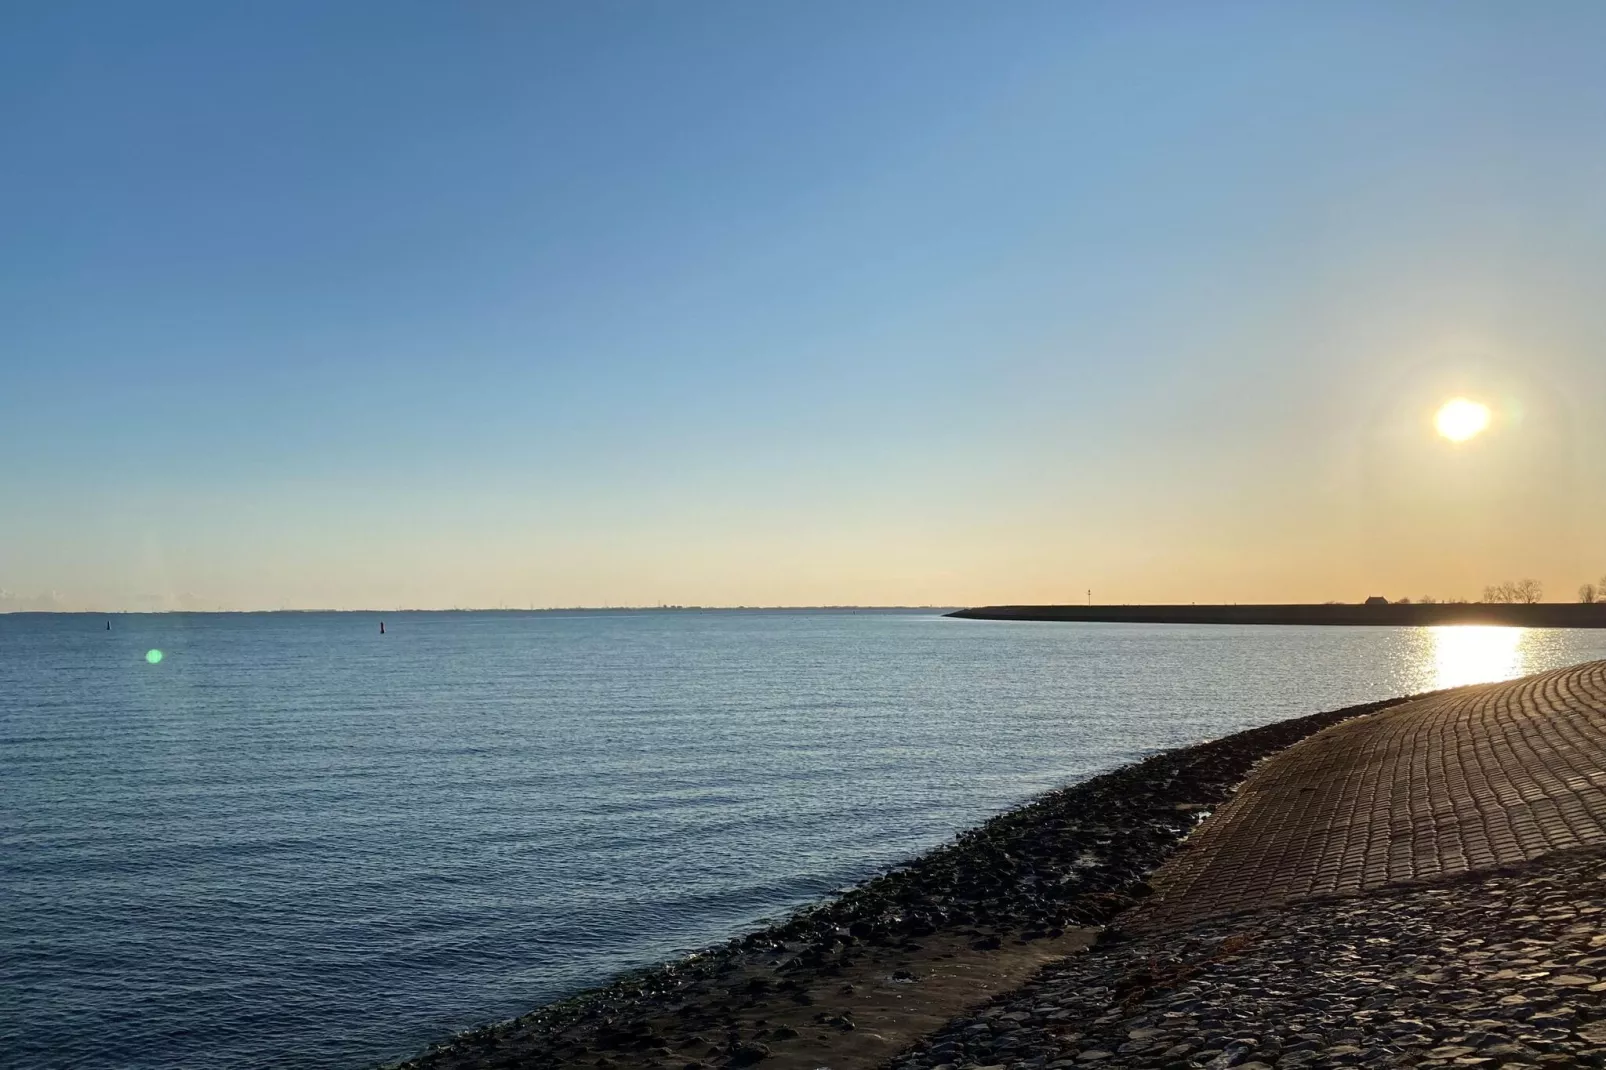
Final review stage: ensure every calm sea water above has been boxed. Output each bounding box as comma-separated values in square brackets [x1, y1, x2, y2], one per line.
[4, 611, 1604, 1069]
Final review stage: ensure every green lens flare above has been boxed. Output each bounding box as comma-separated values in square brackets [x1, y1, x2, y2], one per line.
[146, 649, 164, 664]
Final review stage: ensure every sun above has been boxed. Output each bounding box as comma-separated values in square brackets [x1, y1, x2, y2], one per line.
[1434, 397, 1491, 443]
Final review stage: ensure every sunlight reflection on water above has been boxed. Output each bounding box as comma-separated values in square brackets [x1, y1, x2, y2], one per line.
[1428, 626, 1529, 690]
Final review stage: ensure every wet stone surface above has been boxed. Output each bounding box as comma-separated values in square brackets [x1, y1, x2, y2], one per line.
[892, 849, 1606, 1070]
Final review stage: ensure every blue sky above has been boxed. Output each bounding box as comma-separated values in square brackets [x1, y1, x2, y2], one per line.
[4, 2, 1604, 609]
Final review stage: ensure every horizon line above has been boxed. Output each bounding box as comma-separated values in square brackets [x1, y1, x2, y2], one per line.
[0, 605, 961, 615]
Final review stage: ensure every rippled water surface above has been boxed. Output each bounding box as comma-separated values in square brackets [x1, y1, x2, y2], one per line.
[4, 611, 1604, 1069]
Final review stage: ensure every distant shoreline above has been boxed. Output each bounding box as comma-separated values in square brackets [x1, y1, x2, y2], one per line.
[0, 606, 959, 616]
[12, 604, 1605, 625]
[948, 602, 1606, 628]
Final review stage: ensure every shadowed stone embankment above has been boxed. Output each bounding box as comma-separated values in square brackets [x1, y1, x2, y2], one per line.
[890, 849, 1606, 1069]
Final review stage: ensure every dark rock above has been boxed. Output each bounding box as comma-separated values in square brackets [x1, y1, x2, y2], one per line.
[726, 1040, 770, 1066]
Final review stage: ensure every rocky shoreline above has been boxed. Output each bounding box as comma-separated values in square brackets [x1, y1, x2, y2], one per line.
[890, 847, 1606, 1069]
[389, 693, 1419, 1070]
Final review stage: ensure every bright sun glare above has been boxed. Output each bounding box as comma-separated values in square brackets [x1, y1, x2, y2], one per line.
[1430, 626, 1523, 690]
[1434, 397, 1491, 443]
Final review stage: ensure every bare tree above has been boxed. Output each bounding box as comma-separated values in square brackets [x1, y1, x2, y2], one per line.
[1418, 595, 1439, 604]
[1485, 580, 1542, 604]
[1583, 583, 1601, 605]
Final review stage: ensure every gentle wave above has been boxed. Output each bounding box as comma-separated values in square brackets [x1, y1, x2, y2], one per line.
[3, 611, 1604, 1069]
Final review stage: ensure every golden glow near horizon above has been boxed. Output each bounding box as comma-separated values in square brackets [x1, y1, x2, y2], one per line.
[1434, 397, 1492, 443]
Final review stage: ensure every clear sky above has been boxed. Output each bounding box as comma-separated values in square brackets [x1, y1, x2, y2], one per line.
[3, 1, 1604, 610]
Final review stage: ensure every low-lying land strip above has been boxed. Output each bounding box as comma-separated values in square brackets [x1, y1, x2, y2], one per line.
[946, 605, 1606, 628]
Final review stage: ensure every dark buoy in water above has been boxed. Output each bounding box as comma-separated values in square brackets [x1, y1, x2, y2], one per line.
[380, 621, 386, 635]
[106, 620, 111, 631]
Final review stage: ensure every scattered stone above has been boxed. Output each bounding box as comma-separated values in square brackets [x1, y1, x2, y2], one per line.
[1548, 974, 1596, 986]
[727, 1041, 770, 1066]
[893, 850, 1606, 1070]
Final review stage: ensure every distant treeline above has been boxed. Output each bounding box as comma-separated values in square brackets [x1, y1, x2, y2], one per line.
[947, 603, 1606, 628]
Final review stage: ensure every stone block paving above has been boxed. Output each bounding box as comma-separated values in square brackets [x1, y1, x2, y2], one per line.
[1127, 660, 1606, 932]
